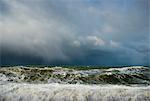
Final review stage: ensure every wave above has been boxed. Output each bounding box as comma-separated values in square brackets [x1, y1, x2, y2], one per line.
[0, 83, 150, 101]
[0, 66, 150, 101]
[0, 66, 149, 85]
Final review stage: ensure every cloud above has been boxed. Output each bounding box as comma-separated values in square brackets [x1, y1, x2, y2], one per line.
[1, 0, 75, 62]
[72, 36, 105, 47]
[72, 41, 81, 47]
[86, 36, 105, 46]
[0, 0, 149, 66]
[110, 40, 119, 47]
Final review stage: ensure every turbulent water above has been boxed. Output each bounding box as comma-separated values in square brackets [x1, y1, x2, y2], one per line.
[0, 66, 150, 101]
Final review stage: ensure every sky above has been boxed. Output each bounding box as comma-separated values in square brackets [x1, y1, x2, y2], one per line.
[0, 0, 149, 66]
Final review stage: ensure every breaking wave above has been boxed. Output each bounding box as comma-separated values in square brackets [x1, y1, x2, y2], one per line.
[0, 66, 150, 101]
[0, 83, 150, 101]
[0, 66, 149, 84]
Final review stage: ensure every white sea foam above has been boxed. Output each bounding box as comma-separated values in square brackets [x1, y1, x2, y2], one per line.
[106, 66, 147, 73]
[0, 66, 149, 101]
[0, 83, 150, 101]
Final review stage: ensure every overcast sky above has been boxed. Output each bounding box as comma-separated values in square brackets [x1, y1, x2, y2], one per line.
[0, 0, 149, 66]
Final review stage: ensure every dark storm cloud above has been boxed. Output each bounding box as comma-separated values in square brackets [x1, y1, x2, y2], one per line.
[0, 0, 149, 66]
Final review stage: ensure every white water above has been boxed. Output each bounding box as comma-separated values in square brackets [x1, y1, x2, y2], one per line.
[0, 83, 150, 101]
